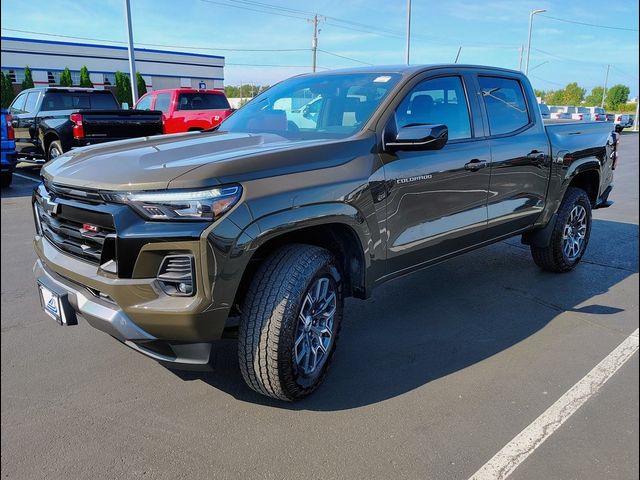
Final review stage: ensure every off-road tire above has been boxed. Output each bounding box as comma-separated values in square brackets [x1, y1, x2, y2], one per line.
[1, 172, 12, 188]
[238, 244, 343, 401]
[531, 187, 592, 272]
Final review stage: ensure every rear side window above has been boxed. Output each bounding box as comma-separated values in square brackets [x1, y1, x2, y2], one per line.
[9, 93, 27, 114]
[478, 76, 530, 136]
[41, 92, 117, 111]
[395, 76, 472, 140]
[177, 93, 230, 110]
[154, 93, 171, 113]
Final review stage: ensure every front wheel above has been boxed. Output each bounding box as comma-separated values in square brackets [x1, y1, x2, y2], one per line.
[531, 187, 592, 272]
[238, 244, 343, 401]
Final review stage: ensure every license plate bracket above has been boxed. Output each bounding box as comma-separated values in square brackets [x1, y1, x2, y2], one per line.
[37, 280, 78, 326]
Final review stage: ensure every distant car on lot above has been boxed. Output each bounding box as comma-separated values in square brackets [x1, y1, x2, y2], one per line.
[584, 106, 606, 121]
[538, 103, 550, 119]
[613, 114, 632, 132]
[135, 88, 233, 134]
[8, 87, 164, 163]
[548, 106, 570, 119]
[565, 106, 591, 121]
[1, 108, 17, 187]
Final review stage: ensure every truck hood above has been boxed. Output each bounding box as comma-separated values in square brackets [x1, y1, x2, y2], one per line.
[42, 131, 349, 191]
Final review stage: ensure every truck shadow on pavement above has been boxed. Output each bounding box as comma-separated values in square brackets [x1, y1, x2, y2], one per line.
[174, 218, 638, 410]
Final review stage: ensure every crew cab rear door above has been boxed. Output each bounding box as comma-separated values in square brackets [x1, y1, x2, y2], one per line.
[472, 71, 551, 236]
[381, 71, 492, 276]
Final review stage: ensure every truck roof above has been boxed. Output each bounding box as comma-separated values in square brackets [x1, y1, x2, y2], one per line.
[297, 64, 524, 77]
[148, 87, 226, 95]
[20, 87, 114, 94]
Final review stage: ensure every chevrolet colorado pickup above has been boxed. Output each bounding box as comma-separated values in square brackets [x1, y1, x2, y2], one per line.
[9, 87, 163, 162]
[32, 65, 617, 401]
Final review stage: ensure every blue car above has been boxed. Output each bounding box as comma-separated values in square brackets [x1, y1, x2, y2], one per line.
[1, 108, 17, 188]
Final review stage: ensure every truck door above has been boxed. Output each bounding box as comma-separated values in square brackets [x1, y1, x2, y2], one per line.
[382, 73, 492, 276]
[474, 74, 551, 236]
[9, 91, 40, 156]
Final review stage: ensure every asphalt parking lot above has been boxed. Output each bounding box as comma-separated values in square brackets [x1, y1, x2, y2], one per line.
[1, 135, 638, 480]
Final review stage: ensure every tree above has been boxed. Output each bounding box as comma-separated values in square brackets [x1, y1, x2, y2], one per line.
[605, 84, 630, 111]
[584, 86, 604, 107]
[534, 89, 546, 100]
[115, 71, 132, 106]
[21, 66, 34, 89]
[136, 72, 147, 97]
[1, 72, 15, 108]
[561, 82, 585, 106]
[79, 66, 93, 87]
[545, 90, 564, 105]
[59, 67, 73, 87]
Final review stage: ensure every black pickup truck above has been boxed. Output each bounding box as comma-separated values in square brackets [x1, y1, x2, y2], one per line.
[9, 87, 163, 162]
[32, 65, 617, 401]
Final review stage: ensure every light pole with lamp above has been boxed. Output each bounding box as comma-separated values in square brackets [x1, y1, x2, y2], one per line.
[525, 9, 546, 75]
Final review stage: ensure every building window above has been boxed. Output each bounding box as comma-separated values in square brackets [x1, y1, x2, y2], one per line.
[70, 70, 81, 86]
[47, 71, 61, 85]
[103, 73, 116, 86]
[2, 69, 23, 84]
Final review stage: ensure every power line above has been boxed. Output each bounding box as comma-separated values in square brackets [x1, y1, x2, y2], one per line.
[1, 28, 309, 52]
[529, 74, 566, 87]
[318, 49, 373, 65]
[539, 14, 639, 32]
[197, 0, 309, 21]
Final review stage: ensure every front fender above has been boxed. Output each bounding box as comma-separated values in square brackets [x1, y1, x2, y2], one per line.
[205, 202, 377, 310]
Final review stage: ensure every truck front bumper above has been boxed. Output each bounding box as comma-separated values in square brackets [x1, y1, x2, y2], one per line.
[33, 255, 215, 371]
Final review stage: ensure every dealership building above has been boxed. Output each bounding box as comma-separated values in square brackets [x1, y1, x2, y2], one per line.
[0, 36, 225, 91]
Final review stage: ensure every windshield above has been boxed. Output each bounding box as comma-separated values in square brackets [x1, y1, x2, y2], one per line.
[220, 72, 401, 140]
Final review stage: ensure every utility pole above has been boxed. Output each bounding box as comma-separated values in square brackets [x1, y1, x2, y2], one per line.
[519, 45, 524, 71]
[405, 0, 412, 65]
[123, 0, 138, 104]
[525, 9, 546, 75]
[634, 99, 639, 132]
[454, 47, 462, 64]
[310, 14, 324, 72]
[601, 64, 610, 108]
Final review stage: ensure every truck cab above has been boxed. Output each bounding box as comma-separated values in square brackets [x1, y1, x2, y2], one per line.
[135, 88, 233, 134]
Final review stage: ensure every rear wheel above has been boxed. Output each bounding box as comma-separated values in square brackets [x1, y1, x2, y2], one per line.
[531, 187, 592, 272]
[238, 244, 343, 401]
[47, 140, 63, 162]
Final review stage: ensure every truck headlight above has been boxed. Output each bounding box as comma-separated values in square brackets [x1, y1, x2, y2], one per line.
[103, 185, 242, 221]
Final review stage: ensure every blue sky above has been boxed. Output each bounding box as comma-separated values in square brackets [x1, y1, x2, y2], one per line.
[1, 0, 638, 96]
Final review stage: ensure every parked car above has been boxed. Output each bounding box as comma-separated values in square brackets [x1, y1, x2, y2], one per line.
[548, 106, 570, 120]
[135, 88, 233, 134]
[33, 65, 617, 401]
[613, 114, 633, 132]
[538, 102, 550, 119]
[1, 109, 17, 188]
[8, 87, 164, 163]
[585, 106, 606, 121]
[565, 106, 591, 121]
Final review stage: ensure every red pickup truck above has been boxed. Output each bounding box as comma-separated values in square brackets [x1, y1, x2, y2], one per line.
[134, 88, 233, 134]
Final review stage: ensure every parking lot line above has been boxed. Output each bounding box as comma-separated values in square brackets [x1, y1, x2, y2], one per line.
[13, 172, 41, 183]
[469, 328, 639, 480]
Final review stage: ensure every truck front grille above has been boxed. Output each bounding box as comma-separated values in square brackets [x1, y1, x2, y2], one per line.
[34, 185, 116, 266]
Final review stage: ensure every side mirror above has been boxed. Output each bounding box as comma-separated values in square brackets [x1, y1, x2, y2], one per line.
[386, 124, 448, 151]
[121, 102, 130, 110]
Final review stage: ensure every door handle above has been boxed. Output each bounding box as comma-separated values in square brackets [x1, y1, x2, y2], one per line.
[464, 159, 487, 171]
[527, 150, 545, 159]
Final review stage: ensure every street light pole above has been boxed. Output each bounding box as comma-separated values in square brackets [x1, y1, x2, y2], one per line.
[525, 9, 546, 75]
[124, 0, 138, 104]
[405, 0, 411, 65]
[601, 64, 610, 108]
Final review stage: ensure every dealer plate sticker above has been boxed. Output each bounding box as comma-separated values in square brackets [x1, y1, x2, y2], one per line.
[39, 284, 63, 325]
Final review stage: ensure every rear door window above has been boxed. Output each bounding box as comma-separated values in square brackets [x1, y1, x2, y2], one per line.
[154, 93, 171, 113]
[177, 92, 230, 110]
[9, 92, 27, 114]
[478, 76, 531, 136]
[23, 92, 40, 113]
